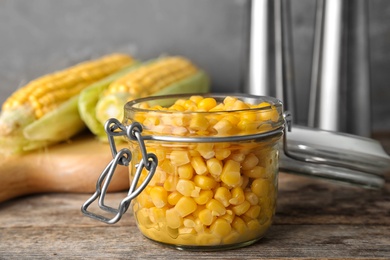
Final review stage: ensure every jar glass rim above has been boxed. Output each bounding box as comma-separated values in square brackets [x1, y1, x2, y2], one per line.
[124, 93, 283, 115]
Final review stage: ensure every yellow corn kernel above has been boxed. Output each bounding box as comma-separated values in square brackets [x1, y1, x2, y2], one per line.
[243, 166, 266, 179]
[244, 205, 261, 219]
[149, 207, 167, 223]
[176, 179, 197, 197]
[228, 152, 246, 163]
[163, 175, 178, 192]
[175, 197, 198, 217]
[210, 218, 232, 237]
[213, 118, 234, 135]
[198, 208, 216, 226]
[223, 96, 238, 106]
[137, 192, 154, 208]
[189, 114, 209, 131]
[251, 178, 271, 198]
[194, 190, 214, 205]
[190, 156, 208, 175]
[229, 187, 245, 205]
[160, 160, 175, 175]
[136, 208, 153, 228]
[223, 230, 241, 244]
[247, 219, 262, 231]
[177, 163, 194, 179]
[220, 160, 241, 187]
[215, 148, 231, 161]
[214, 186, 231, 207]
[166, 208, 183, 229]
[221, 210, 235, 224]
[232, 200, 251, 216]
[197, 97, 217, 111]
[167, 191, 183, 206]
[178, 227, 197, 236]
[206, 199, 226, 217]
[232, 216, 247, 234]
[149, 186, 168, 208]
[206, 158, 223, 178]
[241, 153, 260, 170]
[196, 233, 221, 246]
[193, 175, 217, 190]
[245, 191, 259, 205]
[183, 216, 196, 228]
[169, 150, 190, 166]
[196, 143, 215, 159]
[240, 175, 250, 189]
[190, 95, 204, 104]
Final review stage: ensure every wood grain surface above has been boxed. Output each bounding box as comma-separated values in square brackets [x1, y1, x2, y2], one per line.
[0, 170, 389, 259]
[1, 135, 389, 259]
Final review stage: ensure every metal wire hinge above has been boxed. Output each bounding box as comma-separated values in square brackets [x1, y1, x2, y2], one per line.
[81, 118, 158, 224]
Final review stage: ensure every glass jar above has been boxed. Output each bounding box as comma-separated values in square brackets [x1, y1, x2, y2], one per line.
[121, 94, 284, 250]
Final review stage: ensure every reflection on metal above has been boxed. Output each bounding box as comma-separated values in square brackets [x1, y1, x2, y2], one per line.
[245, 0, 296, 121]
[309, 0, 371, 136]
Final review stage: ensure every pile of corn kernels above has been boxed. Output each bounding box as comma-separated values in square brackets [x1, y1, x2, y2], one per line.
[128, 96, 281, 248]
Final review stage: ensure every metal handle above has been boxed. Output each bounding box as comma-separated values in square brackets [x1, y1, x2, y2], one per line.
[81, 118, 158, 224]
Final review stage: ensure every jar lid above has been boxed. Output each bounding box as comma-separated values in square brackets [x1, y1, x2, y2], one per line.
[280, 125, 390, 189]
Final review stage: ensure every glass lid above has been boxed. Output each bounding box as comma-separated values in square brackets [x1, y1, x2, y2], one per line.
[280, 125, 390, 189]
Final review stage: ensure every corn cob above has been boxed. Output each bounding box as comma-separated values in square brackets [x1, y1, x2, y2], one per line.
[0, 53, 135, 155]
[79, 56, 210, 140]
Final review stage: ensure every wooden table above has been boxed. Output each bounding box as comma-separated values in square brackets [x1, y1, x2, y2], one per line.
[0, 170, 389, 259]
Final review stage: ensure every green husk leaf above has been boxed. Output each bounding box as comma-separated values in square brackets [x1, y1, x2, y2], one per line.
[78, 63, 141, 138]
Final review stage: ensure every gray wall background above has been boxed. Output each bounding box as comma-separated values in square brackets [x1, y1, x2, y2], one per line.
[0, 0, 389, 135]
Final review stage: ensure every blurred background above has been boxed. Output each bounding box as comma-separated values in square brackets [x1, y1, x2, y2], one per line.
[0, 0, 389, 138]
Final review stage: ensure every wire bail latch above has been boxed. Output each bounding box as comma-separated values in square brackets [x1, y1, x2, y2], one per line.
[81, 118, 158, 224]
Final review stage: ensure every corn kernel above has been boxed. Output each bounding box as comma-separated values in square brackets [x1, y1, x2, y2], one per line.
[213, 118, 234, 135]
[206, 158, 223, 178]
[175, 197, 198, 217]
[245, 191, 259, 205]
[196, 233, 221, 246]
[176, 179, 197, 197]
[169, 150, 190, 166]
[194, 175, 217, 190]
[232, 200, 251, 216]
[196, 143, 215, 159]
[136, 208, 153, 228]
[210, 218, 232, 237]
[198, 208, 216, 226]
[197, 97, 217, 111]
[149, 207, 167, 223]
[220, 160, 241, 187]
[206, 199, 226, 217]
[183, 216, 196, 228]
[177, 163, 194, 179]
[160, 160, 175, 175]
[191, 156, 208, 175]
[242, 153, 260, 170]
[163, 175, 178, 192]
[251, 178, 271, 198]
[221, 210, 235, 224]
[232, 216, 247, 234]
[214, 186, 231, 207]
[137, 192, 154, 208]
[149, 186, 168, 208]
[215, 149, 231, 161]
[166, 208, 182, 229]
[167, 191, 183, 206]
[229, 187, 245, 205]
[194, 190, 213, 205]
[244, 205, 261, 219]
[189, 114, 209, 131]
[243, 166, 266, 179]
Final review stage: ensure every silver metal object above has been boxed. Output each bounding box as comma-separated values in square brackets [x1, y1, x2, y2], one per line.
[81, 118, 158, 224]
[245, 0, 296, 118]
[311, 0, 344, 131]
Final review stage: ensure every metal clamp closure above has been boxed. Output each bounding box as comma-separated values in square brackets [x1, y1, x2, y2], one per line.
[81, 118, 158, 224]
